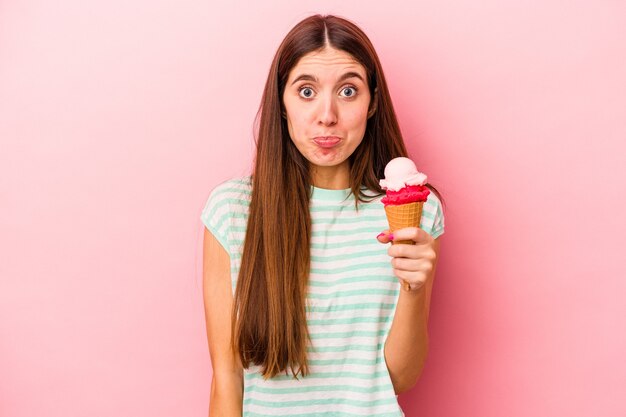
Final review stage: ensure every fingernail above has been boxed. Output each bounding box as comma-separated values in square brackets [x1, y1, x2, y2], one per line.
[388, 233, 394, 241]
[376, 232, 385, 239]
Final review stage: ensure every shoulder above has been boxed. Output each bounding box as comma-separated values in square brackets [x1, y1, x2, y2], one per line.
[203, 175, 253, 210]
[200, 176, 252, 250]
[424, 189, 442, 212]
[201, 175, 252, 218]
[210, 175, 252, 199]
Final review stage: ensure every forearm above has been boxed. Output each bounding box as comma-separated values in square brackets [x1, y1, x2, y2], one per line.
[384, 286, 429, 394]
[209, 373, 243, 417]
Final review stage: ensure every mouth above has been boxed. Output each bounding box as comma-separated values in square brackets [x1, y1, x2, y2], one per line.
[313, 136, 341, 148]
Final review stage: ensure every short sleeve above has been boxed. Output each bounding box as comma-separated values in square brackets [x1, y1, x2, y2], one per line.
[421, 191, 445, 239]
[430, 196, 445, 239]
[200, 185, 232, 252]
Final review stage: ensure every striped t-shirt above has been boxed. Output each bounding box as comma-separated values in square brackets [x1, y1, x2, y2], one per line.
[200, 176, 445, 417]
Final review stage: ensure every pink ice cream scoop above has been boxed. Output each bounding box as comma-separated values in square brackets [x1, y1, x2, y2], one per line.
[379, 157, 430, 205]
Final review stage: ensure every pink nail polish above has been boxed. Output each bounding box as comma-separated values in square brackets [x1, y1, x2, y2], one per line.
[376, 232, 385, 239]
[388, 233, 394, 241]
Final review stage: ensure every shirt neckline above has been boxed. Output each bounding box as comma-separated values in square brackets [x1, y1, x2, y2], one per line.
[310, 185, 353, 202]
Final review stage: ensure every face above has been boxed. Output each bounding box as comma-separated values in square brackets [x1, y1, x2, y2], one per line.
[282, 47, 373, 183]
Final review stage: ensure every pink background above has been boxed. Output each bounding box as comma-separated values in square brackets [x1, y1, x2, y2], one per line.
[1, 1, 625, 416]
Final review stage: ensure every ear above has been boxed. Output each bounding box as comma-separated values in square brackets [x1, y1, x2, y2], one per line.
[367, 87, 378, 119]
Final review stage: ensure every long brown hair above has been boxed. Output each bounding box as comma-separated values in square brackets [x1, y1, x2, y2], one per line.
[231, 14, 445, 379]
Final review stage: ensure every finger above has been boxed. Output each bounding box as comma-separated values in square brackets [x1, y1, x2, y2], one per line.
[391, 257, 434, 279]
[376, 230, 392, 243]
[390, 256, 422, 271]
[388, 243, 417, 259]
[392, 268, 428, 289]
[388, 244, 437, 261]
[389, 226, 432, 245]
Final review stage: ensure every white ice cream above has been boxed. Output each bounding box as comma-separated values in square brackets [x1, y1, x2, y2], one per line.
[379, 157, 427, 191]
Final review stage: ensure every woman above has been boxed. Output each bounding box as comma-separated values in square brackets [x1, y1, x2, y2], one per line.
[201, 14, 445, 416]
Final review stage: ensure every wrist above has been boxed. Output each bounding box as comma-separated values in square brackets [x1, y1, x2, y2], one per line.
[396, 284, 428, 320]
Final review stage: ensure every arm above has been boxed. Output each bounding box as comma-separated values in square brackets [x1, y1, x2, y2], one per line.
[203, 227, 244, 416]
[378, 230, 442, 394]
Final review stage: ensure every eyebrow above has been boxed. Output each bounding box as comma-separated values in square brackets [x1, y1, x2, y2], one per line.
[290, 71, 365, 86]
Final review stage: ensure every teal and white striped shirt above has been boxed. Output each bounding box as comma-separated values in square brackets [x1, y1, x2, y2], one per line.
[200, 176, 445, 416]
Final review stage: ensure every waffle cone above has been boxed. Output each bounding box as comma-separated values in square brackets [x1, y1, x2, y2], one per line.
[384, 202, 424, 245]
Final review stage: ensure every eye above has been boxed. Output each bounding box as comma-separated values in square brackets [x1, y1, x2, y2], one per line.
[298, 86, 314, 99]
[340, 86, 358, 98]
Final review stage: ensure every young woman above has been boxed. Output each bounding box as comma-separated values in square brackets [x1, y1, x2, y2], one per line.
[201, 14, 445, 417]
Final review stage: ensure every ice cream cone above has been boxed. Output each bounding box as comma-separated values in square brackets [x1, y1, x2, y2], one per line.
[384, 202, 424, 245]
[379, 157, 430, 292]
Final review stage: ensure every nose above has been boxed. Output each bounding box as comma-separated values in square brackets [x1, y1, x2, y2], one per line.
[317, 94, 338, 126]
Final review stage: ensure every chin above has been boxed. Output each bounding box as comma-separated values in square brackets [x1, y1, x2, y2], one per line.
[309, 156, 350, 169]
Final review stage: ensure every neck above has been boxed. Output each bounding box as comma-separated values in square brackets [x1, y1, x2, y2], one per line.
[310, 162, 350, 189]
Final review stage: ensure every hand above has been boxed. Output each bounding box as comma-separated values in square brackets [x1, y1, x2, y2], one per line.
[376, 227, 438, 292]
